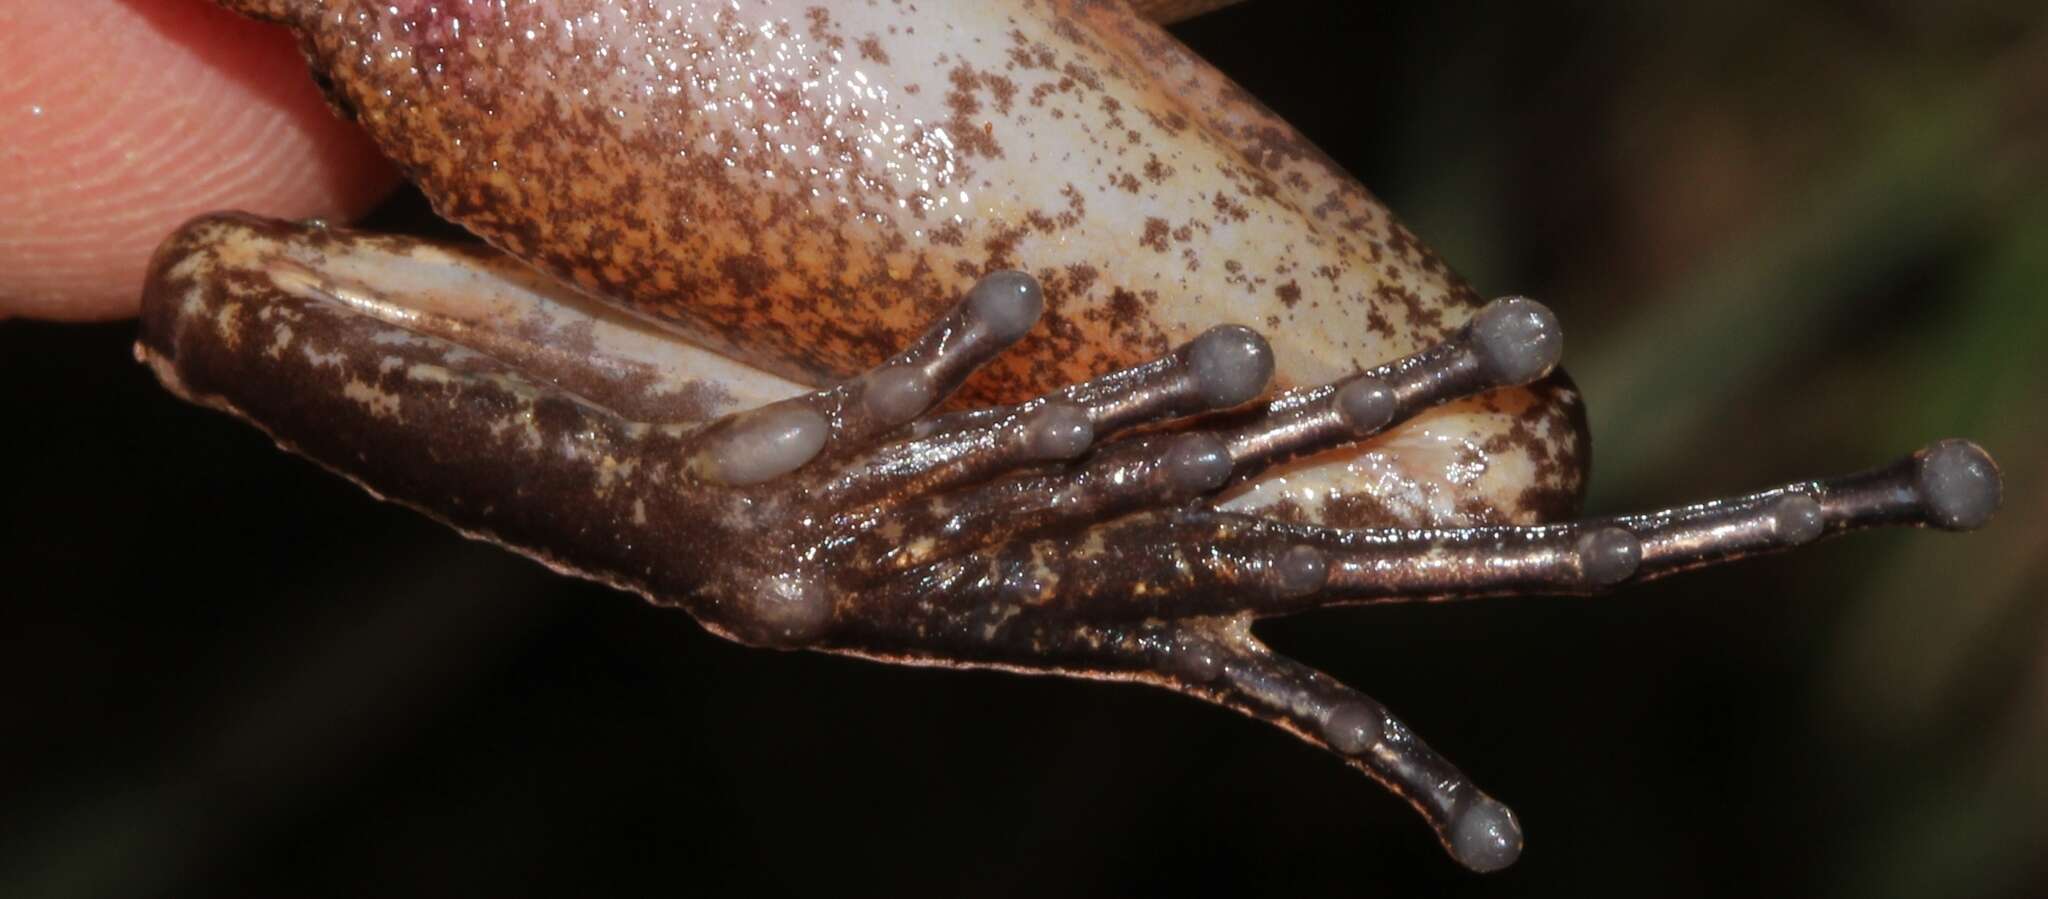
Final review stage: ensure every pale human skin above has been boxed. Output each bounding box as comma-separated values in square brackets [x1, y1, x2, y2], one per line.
[0, 0, 393, 321]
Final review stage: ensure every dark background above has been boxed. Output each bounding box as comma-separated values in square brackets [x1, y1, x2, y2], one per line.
[5, 1, 2045, 896]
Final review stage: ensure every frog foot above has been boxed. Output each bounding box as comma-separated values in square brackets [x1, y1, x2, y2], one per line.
[682, 271, 2000, 872]
[138, 230, 2000, 872]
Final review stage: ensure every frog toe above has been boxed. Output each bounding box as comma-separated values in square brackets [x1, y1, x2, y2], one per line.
[1131, 623, 1523, 872]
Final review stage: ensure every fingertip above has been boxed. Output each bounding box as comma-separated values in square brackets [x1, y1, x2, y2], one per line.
[1, 0, 396, 321]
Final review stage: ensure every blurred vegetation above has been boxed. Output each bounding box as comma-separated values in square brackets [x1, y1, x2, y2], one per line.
[2, 1, 2041, 897]
[1280, 1, 2047, 895]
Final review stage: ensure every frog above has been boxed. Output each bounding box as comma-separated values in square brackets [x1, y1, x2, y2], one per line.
[131, 0, 2002, 871]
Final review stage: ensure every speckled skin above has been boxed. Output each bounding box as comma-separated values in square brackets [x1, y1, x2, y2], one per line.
[135, 0, 2000, 874]
[215, 0, 1587, 530]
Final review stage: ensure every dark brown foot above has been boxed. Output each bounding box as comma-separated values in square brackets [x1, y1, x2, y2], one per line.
[673, 271, 2000, 871]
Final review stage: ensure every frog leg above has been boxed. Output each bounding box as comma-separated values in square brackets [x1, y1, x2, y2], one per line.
[141, 221, 2000, 873]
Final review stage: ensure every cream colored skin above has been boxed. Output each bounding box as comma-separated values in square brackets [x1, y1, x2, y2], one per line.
[187, 0, 1588, 532]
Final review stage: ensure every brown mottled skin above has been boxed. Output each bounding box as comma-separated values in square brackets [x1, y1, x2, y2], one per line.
[215, 0, 1589, 530]
[135, 0, 1999, 873]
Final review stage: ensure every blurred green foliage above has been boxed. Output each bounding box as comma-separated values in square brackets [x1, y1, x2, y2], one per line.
[1352, 2, 2046, 895]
